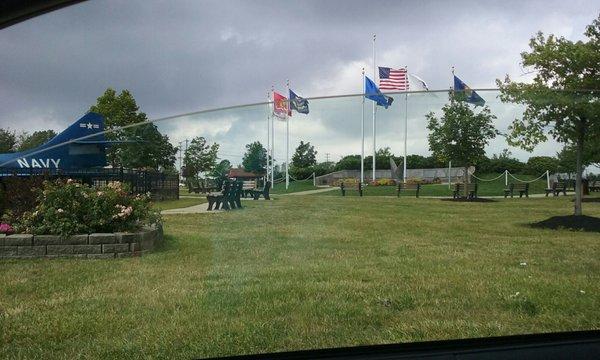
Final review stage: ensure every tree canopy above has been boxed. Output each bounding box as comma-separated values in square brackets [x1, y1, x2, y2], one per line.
[242, 141, 267, 173]
[184, 136, 219, 177]
[17, 130, 57, 152]
[90, 88, 177, 170]
[426, 96, 498, 177]
[497, 14, 600, 215]
[0, 129, 17, 153]
[291, 141, 317, 169]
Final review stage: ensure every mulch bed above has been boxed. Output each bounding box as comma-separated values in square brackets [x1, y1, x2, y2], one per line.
[530, 215, 600, 233]
[440, 198, 497, 203]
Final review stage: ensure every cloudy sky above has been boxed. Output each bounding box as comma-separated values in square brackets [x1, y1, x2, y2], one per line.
[1, 0, 598, 168]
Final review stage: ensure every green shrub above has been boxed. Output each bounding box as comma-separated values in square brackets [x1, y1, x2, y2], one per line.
[16, 179, 160, 236]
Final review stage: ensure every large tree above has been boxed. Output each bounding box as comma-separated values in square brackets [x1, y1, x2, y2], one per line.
[90, 88, 177, 170]
[184, 136, 219, 177]
[426, 96, 497, 195]
[497, 15, 600, 215]
[291, 141, 317, 169]
[242, 141, 267, 173]
[0, 129, 17, 153]
[17, 130, 57, 152]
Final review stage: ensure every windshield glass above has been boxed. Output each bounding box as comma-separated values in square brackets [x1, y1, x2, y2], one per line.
[1, 2, 599, 359]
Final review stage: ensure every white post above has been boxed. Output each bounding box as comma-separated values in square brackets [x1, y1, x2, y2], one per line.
[372, 34, 377, 183]
[266, 91, 270, 187]
[271, 86, 275, 188]
[448, 161, 452, 189]
[361, 68, 365, 184]
[403, 90, 408, 182]
[505, 169, 508, 186]
[313, 172, 316, 187]
[546, 170, 550, 188]
[286, 80, 290, 190]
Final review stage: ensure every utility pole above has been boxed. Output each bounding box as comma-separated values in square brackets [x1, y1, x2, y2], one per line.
[325, 152, 330, 164]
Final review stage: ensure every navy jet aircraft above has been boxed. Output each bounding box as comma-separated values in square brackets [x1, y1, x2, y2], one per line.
[0, 112, 109, 171]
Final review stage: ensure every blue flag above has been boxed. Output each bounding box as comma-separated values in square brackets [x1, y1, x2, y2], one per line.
[289, 89, 309, 114]
[453, 75, 485, 106]
[365, 76, 393, 109]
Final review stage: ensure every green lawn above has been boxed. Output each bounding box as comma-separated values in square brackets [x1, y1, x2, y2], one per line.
[152, 196, 206, 210]
[271, 179, 318, 194]
[1, 196, 599, 358]
[323, 173, 551, 197]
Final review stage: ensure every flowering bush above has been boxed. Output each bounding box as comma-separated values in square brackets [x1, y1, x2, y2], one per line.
[333, 178, 361, 187]
[0, 222, 14, 235]
[370, 178, 396, 186]
[16, 179, 160, 236]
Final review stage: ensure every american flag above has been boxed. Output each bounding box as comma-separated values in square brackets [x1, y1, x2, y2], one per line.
[378, 67, 409, 91]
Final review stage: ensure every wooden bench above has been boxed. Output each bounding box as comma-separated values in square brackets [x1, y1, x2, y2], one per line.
[504, 183, 529, 198]
[453, 183, 478, 199]
[241, 180, 256, 198]
[206, 181, 229, 210]
[340, 181, 363, 197]
[397, 183, 420, 198]
[545, 181, 567, 197]
[249, 181, 271, 200]
[589, 180, 600, 192]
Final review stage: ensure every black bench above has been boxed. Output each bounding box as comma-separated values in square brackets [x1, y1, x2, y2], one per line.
[249, 181, 271, 200]
[504, 183, 529, 198]
[340, 181, 363, 196]
[545, 181, 567, 197]
[453, 183, 478, 199]
[206, 181, 229, 210]
[589, 180, 600, 192]
[397, 183, 420, 198]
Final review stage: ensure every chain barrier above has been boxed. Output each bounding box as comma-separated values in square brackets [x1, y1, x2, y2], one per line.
[508, 172, 548, 183]
[468, 172, 505, 182]
[288, 172, 315, 182]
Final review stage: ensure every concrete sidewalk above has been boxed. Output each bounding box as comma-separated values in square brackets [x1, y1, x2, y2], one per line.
[276, 187, 339, 196]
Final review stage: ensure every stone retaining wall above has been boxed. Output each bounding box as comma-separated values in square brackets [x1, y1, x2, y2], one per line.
[0, 226, 163, 259]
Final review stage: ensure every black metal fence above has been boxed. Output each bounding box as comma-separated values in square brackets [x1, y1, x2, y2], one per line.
[0, 168, 179, 200]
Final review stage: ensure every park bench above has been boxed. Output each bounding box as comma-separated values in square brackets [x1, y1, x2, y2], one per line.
[504, 183, 529, 198]
[397, 183, 420, 198]
[249, 181, 271, 200]
[206, 181, 229, 210]
[545, 181, 567, 197]
[188, 178, 218, 194]
[340, 181, 363, 197]
[227, 181, 243, 209]
[453, 183, 478, 200]
[589, 180, 600, 192]
[241, 180, 256, 198]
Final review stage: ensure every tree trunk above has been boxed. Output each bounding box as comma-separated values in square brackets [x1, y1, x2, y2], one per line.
[574, 126, 584, 216]
[464, 166, 469, 197]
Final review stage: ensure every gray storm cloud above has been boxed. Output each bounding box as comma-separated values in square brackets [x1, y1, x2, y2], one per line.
[1, 0, 598, 165]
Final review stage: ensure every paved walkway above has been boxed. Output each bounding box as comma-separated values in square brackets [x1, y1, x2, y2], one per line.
[161, 203, 219, 215]
[276, 187, 339, 196]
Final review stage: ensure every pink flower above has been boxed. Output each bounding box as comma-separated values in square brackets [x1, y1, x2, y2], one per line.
[67, 178, 74, 184]
[0, 223, 13, 234]
[57, 208, 64, 213]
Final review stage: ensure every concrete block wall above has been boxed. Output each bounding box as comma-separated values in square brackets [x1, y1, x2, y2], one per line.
[0, 227, 162, 260]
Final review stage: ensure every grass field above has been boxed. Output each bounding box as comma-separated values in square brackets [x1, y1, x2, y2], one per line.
[1, 195, 599, 358]
[152, 197, 207, 210]
[271, 179, 318, 194]
[325, 173, 551, 197]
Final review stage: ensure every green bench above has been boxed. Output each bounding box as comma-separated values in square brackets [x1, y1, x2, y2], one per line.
[453, 183, 478, 200]
[504, 183, 529, 198]
[206, 181, 243, 210]
[249, 181, 271, 200]
[397, 183, 420, 198]
[340, 181, 363, 196]
[545, 181, 567, 196]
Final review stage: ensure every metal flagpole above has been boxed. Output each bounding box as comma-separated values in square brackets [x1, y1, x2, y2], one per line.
[404, 66, 408, 183]
[271, 85, 275, 188]
[361, 67, 365, 184]
[266, 91, 270, 186]
[372, 34, 376, 183]
[286, 80, 290, 190]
